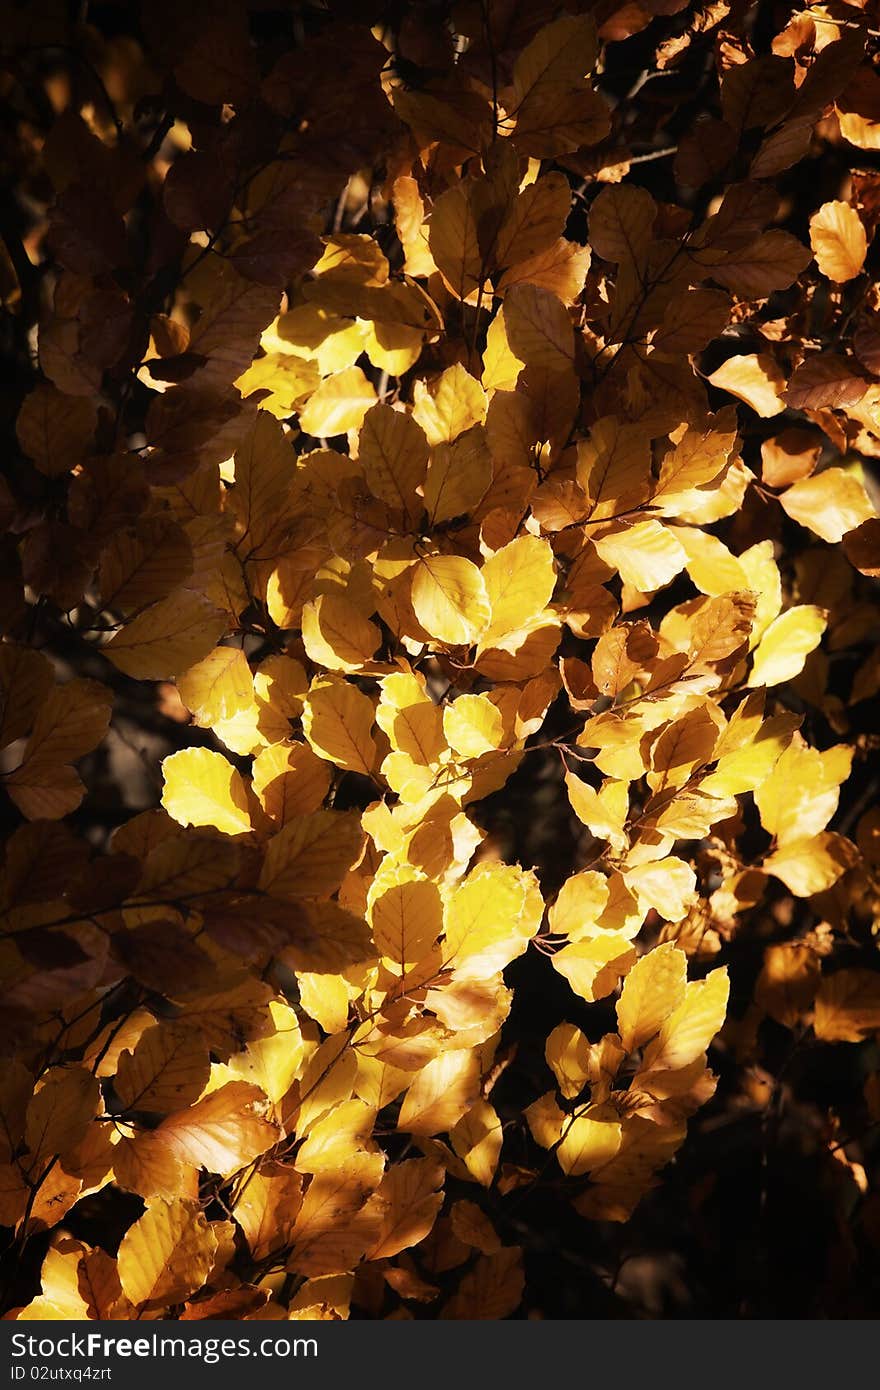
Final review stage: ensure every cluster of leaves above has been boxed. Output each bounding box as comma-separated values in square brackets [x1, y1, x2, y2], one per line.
[1, 0, 879, 1319]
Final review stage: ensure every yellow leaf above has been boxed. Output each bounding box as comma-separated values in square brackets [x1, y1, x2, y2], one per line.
[411, 554, 490, 646]
[763, 831, 859, 897]
[258, 809, 365, 898]
[16, 1239, 91, 1320]
[289, 1151, 384, 1276]
[593, 520, 687, 591]
[443, 862, 540, 977]
[557, 1108, 622, 1176]
[365, 1158, 444, 1259]
[707, 353, 786, 417]
[624, 858, 696, 924]
[642, 968, 729, 1072]
[155, 1081, 277, 1177]
[423, 429, 492, 525]
[779, 467, 875, 543]
[251, 740, 331, 823]
[702, 710, 799, 798]
[398, 1049, 481, 1137]
[755, 739, 851, 845]
[227, 1000, 303, 1104]
[235, 351, 321, 418]
[651, 408, 739, 514]
[617, 943, 688, 1052]
[565, 774, 628, 852]
[552, 933, 637, 1003]
[545, 1023, 592, 1099]
[233, 1164, 303, 1259]
[481, 308, 524, 391]
[750, 605, 826, 688]
[809, 200, 868, 282]
[412, 364, 487, 444]
[370, 875, 443, 967]
[393, 176, 436, 278]
[117, 1197, 217, 1309]
[298, 366, 377, 438]
[547, 871, 610, 941]
[479, 534, 557, 648]
[450, 1099, 504, 1186]
[105, 590, 227, 681]
[301, 592, 380, 673]
[161, 747, 252, 836]
[302, 675, 377, 775]
[443, 693, 504, 759]
[115, 1024, 210, 1115]
[177, 646, 253, 725]
[358, 403, 428, 518]
[296, 1099, 376, 1173]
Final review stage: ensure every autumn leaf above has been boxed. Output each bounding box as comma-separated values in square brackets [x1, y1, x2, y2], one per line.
[809, 201, 868, 283]
[161, 747, 252, 836]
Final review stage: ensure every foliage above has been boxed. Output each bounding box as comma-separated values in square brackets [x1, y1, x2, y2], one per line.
[1, 0, 879, 1321]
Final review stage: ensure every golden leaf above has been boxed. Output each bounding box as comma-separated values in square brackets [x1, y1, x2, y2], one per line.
[763, 832, 859, 897]
[412, 364, 487, 444]
[641, 968, 729, 1072]
[105, 590, 227, 681]
[358, 403, 428, 519]
[155, 1081, 278, 1177]
[117, 1198, 217, 1309]
[116, 1024, 210, 1115]
[161, 747, 253, 836]
[411, 554, 491, 646]
[557, 1108, 622, 1176]
[177, 646, 254, 725]
[778, 467, 875, 544]
[233, 1164, 303, 1260]
[258, 809, 365, 898]
[370, 874, 443, 968]
[364, 1158, 444, 1260]
[552, 934, 637, 1003]
[301, 592, 380, 673]
[398, 1050, 481, 1137]
[809, 200, 868, 282]
[450, 1100, 504, 1186]
[707, 353, 786, 417]
[617, 944, 688, 1052]
[750, 605, 826, 688]
[299, 366, 377, 438]
[302, 676, 378, 775]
